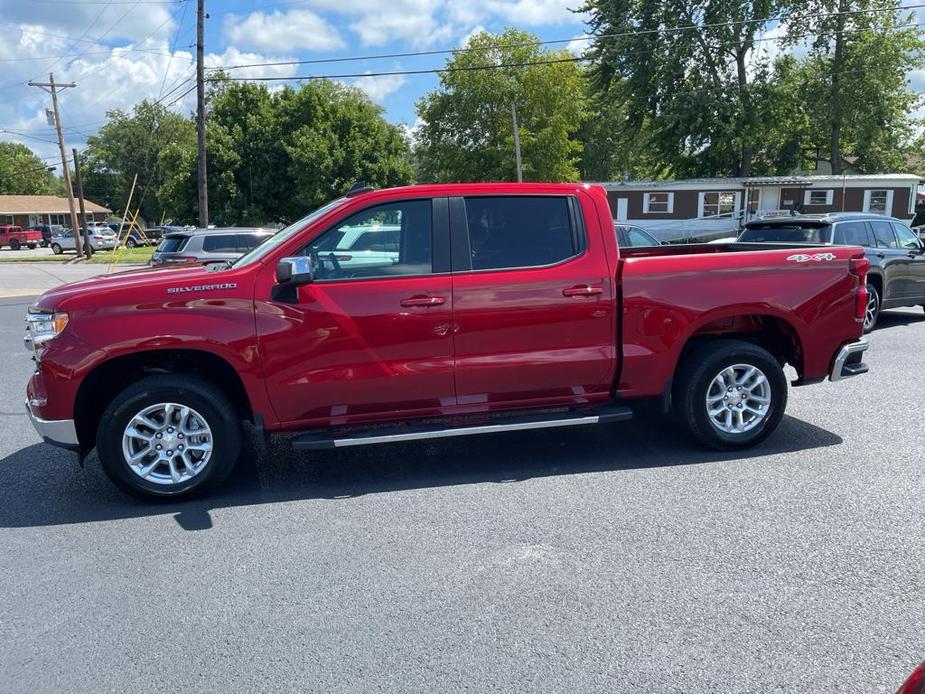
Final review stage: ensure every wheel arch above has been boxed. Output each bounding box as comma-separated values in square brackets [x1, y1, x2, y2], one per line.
[74, 348, 254, 453]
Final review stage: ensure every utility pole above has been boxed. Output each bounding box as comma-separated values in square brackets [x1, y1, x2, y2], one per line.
[72, 147, 92, 259]
[511, 103, 523, 183]
[196, 0, 209, 227]
[29, 73, 83, 256]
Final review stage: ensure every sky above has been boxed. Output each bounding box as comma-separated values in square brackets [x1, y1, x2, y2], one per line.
[0, 0, 923, 179]
[0, 0, 591, 170]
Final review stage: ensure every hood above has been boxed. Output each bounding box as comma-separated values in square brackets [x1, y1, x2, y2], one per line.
[32, 263, 223, 311]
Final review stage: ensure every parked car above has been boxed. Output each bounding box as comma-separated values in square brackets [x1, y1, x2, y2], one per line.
[737, 212, 925, 331]
[24, 183, 871, 500]
[49, 227, 116, 254]
[149, 227, 274, 266]
[24, 224, 65, 247]
[614, 223, 662, 247]
[0, 225, 42, 250]
[104, 222, 171, 248]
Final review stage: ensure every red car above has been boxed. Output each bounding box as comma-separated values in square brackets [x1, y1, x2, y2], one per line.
[23, 183, 870, 500]
[0, 224, 42, 250]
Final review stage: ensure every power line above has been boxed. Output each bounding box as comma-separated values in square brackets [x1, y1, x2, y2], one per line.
[208, 2, 925, 72]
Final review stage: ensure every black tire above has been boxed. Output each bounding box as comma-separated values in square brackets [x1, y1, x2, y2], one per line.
[9, 239, 20, 250]
[51, 243, 62, 255]
[673, 339, 788, 450]
[125, 237, 137, 248]
[96, 374, 241, 501]
[27, 243, 36, 249]
[864, 283, 880, 333]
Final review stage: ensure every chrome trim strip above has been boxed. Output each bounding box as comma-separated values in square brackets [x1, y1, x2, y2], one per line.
[829, 337, 870, 382]
[332, 414, 603, 448]
[25, 400, 79, 447]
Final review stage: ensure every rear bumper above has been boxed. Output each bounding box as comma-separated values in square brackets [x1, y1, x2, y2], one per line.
[829, 337, 870, 382]
[25, 399, 79, 450]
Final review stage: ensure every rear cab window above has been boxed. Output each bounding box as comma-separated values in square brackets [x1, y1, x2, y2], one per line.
[462, 196, 581, 271]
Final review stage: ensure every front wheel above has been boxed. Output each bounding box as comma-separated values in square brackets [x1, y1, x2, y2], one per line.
[51, 243, 62, 255]
[96, 375, 241, 500]
[673, 339, 788, 450]
[125, 237, 137, 248]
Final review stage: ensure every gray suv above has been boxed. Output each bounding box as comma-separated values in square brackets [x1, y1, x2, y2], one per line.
[150, 228, 274, 267]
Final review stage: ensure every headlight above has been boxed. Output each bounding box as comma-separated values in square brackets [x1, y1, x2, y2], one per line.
[24, 309, 69, 350]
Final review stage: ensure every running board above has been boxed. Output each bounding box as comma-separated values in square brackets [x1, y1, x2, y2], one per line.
[290, 405, 633, 450]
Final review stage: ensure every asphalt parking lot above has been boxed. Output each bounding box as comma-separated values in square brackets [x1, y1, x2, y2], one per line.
[1, 287, 924, 692]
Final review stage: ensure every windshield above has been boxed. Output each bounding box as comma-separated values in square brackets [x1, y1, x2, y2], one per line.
[230, 197, 347, 268]
[738, 224, 833, 244]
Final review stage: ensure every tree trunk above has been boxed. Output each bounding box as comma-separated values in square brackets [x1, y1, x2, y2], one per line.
[735, 47, 754, 176]
[830, 0, 847, 174]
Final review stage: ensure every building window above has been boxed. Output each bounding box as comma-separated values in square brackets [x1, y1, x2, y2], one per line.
[699, 191, 738, 218]
[643, 192, 673, 214]
[746, 189, 760, 215]
[864, 189, 892, 215]
[2, 215, 13, 225]
[49, 214, 67, 225]
[804, 189, 834, 206]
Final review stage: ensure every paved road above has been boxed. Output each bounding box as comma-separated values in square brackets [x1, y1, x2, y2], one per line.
[1, 291, 924, 693]
[0, 262, 145, 298]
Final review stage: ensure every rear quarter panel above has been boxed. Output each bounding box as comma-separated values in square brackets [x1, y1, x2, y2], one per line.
[617, 246, 865, 398]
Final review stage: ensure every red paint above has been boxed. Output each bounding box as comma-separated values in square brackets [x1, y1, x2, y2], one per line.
[28, 183, 866, 439]
[0, 225, 42, 248]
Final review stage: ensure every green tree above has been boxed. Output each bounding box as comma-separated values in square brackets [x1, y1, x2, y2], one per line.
[780, 2, 924, 173]
[415, 29, 587, 183]
[82, 100, 196, 223]
[159, 79, 413, 225]
[0, 142, 59, 195]
[582, 0, 781, 177]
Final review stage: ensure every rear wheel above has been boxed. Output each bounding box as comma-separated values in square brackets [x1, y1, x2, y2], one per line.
[864, 283, 880, 333]
[27, 243, 36, 249]
[674, 339, 788, 450]
[96, 375, 241, 500]
[9, 239, 20, 250]
[51, 243, 62, 255]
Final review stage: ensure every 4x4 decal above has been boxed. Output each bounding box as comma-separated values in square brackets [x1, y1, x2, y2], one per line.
[786, 252, 838, 263]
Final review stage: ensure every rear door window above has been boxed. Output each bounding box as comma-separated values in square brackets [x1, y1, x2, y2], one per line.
[463, 196, 578, 270]
[832, 222, 874, 246]
[201, 234, 239, 253]
[870, 221, 898, 248]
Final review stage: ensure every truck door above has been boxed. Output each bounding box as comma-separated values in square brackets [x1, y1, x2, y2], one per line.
[448, 193, 615, 406]
[256, 197, 456, 425]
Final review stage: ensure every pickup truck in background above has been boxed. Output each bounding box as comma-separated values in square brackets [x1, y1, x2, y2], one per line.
[24, 183, 871, 500]
[1, 225, 42, 250]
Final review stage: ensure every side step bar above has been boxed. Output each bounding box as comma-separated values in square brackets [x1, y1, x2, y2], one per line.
[291, 405, 633, 451]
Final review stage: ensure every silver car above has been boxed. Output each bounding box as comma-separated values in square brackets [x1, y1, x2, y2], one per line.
[150, 228, 274, 266]
[49, 227, 116, 254]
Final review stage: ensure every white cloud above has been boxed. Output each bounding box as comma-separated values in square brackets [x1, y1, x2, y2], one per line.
[352, 72, 407, 103]
[566, 34, 588, 57]
[460, 24, 488, 47]
[0, 1, 175, 43]
[223, 9, 344, 53]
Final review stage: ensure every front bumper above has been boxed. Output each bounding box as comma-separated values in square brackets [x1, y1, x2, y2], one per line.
[829, 337, 870, 382]
[26, 399, 79, 450]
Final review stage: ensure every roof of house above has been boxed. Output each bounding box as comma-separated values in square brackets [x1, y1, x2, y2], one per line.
[0, 195, 111, 215]
[598, 174, 924, 190]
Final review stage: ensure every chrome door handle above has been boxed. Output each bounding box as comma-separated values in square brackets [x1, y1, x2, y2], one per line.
[400, 295, 445, 307]
[562, 285, 603, 297]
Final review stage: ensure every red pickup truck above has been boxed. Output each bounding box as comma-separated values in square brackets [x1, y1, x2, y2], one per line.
[24, 183, 870, 500]
[1, 225, 42, 250]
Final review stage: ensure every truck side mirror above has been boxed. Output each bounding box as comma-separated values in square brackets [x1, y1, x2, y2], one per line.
[276, 256, 314, 285]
